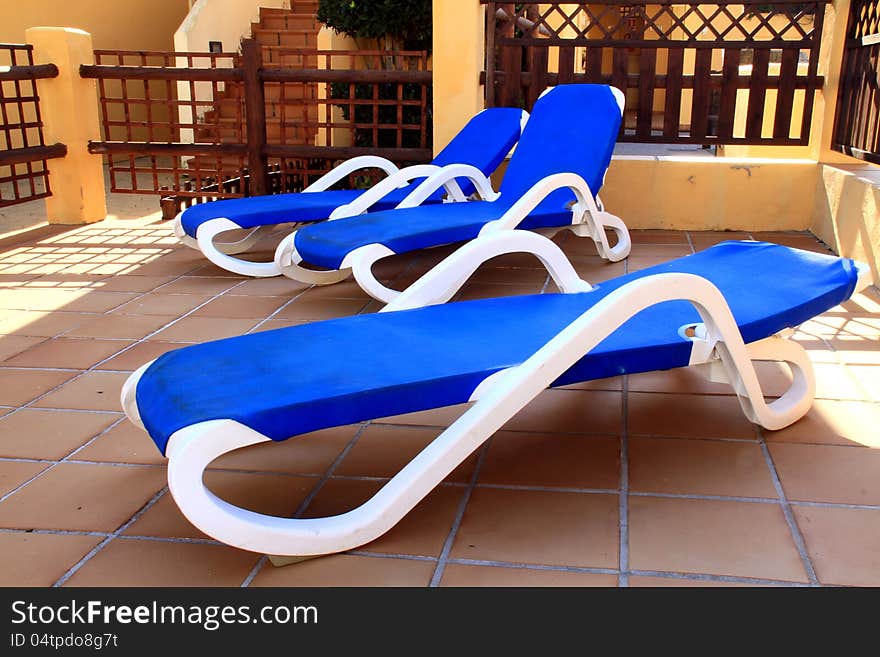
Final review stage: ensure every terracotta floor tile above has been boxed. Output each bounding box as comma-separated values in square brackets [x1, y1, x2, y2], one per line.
[0, 462, 165, 531]
[0, 334, 44, 361]
[627, 362, 794, 397]
[0, 409, 119, 459]
[90, 275, 169, 293]
[0, 533, 102, 586]
[0, 310, 93, 338]
[63, 539, 260, 587]
[628, 497, 807, 582]
[628, 392, 757, 439]
[248, 319, 310, 333]
[557, 375, 623, 391]
[629, 230, 691, 245]
[440, 564, 617, 587]
[468, 266, 550, 286]
[229, 277, 310, 297]
[156, 276, 241, 295]
[113, 293, 210, 316]
[765, 399, 880, 447]
[192, 295, 287, 319]
[125, 472, 315, 540]
[479, 431, 620, 489]
[629, 437, 777, 498]
[335, 424, 476, 483]
[827, 337, 880, 365]
[450, 488, 618, 568]
[456, 282, 543, 301]
[74, 421, 166, 465]
[503, 389, 622, 435]
[627, 244, 693, 259]
[275, 297, 367, 321]
[0, 290, 138, 313]
[64, 314, 174, 340]
[149, 316, 259, 342]
[33, 372, 129, 411]
[250, 554, 435, 587]
[848, 365, 880, 402]
[0, 460, 49, 496]
[569, 256, 626, 284]
[4, 337, 133, 370]
[769, 443, 880, 505]
[295, 280, 370, 300]
[376, 402, 471, 428]
[793, 506, 880, 586]
[627, 575, 764, 587]
[209, 425, 358, 474]
[96, 341, 184, 371]
[0, 368, 76, 406]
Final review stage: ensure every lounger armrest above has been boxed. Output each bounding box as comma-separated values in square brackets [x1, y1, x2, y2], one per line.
[479, 172, 598, 236]
[382, 230, 593, 312]
[328, 164, 443, 220]
[303, 155, 401, 193]
[395, 164, 500, 209]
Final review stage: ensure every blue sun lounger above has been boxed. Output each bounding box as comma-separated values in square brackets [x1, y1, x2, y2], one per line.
[121, 237, 870, 558]
[174, 106, 527, 276]
[273, 84, 631, 302]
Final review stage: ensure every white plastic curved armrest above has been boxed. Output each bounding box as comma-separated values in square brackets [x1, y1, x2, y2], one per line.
[303, 155, 400, 193]
[395, 163, 500, 209]
[382, 230, 592, 312]
[479, 172, 596, 236]
[328, 164, 442, 220]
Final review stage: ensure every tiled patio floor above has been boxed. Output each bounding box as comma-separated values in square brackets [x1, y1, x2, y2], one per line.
[0, 219, 878, 587]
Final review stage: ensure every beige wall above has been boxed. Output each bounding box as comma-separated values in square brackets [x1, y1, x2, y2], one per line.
[0, 0, 190, 50]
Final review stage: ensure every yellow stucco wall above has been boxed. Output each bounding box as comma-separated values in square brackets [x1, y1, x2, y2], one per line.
[0, 0, 191, 50]
[812, 166, 880, 282]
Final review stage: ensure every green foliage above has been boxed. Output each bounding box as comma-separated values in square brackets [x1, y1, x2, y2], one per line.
[329, 81, 432, 150]
[317, 0, 432, 50]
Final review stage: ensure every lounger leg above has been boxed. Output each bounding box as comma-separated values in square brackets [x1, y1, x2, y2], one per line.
[341, 244, 400, 303]
[175, 215, 274, 255]
[693, 333, 816, 431]
[273, 231, 353, 286]
[196, 219, 283, 277]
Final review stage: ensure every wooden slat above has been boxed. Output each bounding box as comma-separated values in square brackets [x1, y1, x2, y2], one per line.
[691, 48, 712, 139]
[717, 48, 740, 140]
[746, 48, 770, 140]
[500, 46, 521, 106]
[612, 49, 627, 97]
[527, 46, 548, 108]
[663, 49, 684, 139]
[637, 48, 656, 139]
[557, 46, 575, 84]
[587, 48, 603, 84]
[773, 48, 799, 139]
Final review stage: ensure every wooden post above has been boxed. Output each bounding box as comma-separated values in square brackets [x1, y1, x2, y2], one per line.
[241, 38, 268, 197]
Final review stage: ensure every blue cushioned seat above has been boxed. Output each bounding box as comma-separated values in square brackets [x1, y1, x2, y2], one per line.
[292, 84, 622, 269]
[179, 107, 525, 238]
[135, 241, 858, 454]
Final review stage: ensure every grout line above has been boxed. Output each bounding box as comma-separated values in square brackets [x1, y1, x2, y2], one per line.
[347, 550, 437, 563]
[446, 557, 619, 576]
[628, 569, 810, 587]
[684, 232, 696, 253]
[52, 486, 169, 587]
[239, 422, 372, 588]
[618, 375, 630, 586]
[757, 433, 820, 586]
[428, 441, 491, 587]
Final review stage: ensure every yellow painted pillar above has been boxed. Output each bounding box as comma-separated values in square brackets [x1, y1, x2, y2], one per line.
[432, 0, 485, 155]
[813, 0, 853, 162]
[25, 27, 106, 224]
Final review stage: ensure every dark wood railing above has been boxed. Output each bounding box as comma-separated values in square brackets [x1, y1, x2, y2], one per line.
[0, 44, 66, 208]
[482, 1, 830, 146]
[832, 0, 880, 163]
[81, 40, 432, 217]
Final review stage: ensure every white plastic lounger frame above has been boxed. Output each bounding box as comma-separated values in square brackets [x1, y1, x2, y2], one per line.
[174, 156, 453, 278]
[274, 87, 630, 303]
[121, 233, 872, 558]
